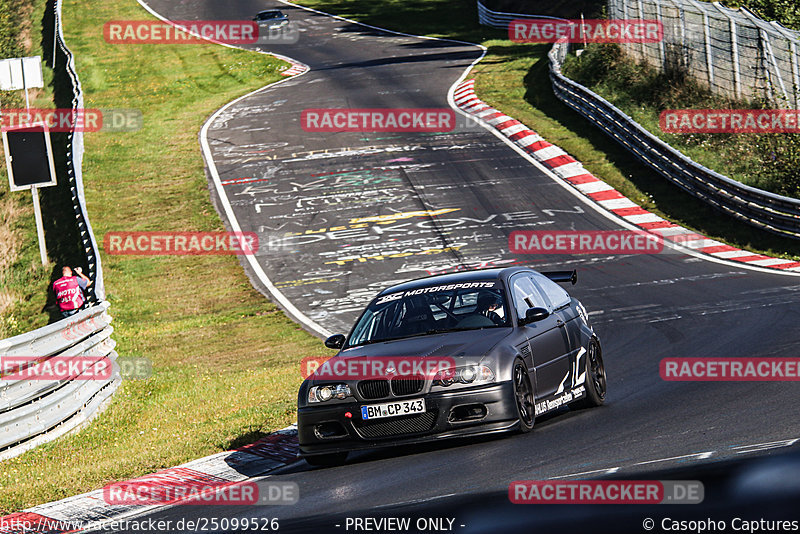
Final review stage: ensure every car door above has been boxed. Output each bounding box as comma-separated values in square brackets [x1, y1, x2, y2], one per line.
[509, 273, 571, 399]
[530, 273, 579, 395]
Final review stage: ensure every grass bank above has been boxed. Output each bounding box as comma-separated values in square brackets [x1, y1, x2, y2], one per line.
[0, 0, 52, 338]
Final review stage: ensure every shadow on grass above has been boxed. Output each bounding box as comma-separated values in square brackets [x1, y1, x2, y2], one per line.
[225, 429, 273, 450]
[482, 0, 605, 18]
[291, 0, 503, 43]
[32, 0, 101, 322]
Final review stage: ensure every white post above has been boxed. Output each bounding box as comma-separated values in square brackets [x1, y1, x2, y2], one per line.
[581, 12, 587, 49]
[711, 2, 742, 99]
[31, 185, 49, 266]
[668, 0, 688, 69]
[730, 18, 742, 98]
[52, 2, 57, 69]
[637, 0, 647, 60]
[701, 8, 715, 87]
[622, 0, 630, 58]
[655, 0, 666, 67]
[792, 40, 799, 109]
[52, 19, 57, 69]
[762, 33, 790, 105]
[680, 5, 688, 67]
[20, 58, 30, 120]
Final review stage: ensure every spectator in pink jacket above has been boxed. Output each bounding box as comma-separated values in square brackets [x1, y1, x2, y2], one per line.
[53, 266, 92, 318]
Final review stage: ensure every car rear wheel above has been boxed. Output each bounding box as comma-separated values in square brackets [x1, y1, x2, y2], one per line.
[573, 338, 606, 408]
[304, 452, 348, 467]
[512, 360, 535, 433]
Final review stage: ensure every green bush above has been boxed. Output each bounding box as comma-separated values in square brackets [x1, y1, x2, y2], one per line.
[720, 0, 800, 30]
[563, 43, 800, 199]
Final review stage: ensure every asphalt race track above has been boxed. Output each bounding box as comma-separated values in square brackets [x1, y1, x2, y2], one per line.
[108, 1, 800, 531]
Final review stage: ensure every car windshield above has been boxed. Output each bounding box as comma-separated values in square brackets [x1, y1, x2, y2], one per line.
[346, 280, 510, 347]
[257, 11, 281, 20]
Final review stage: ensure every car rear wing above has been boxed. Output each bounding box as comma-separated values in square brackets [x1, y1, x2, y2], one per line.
[542, 270, 577, 285]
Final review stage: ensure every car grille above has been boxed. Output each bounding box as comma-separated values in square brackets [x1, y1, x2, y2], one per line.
[354, 411, 437, 439]
[390, 376, 424, 396]
[357, 379, 390, 400]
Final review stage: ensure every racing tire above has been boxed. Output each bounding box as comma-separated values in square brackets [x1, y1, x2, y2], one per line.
[573, 338, 606, 409]
[512, 360, 535, 433]
[304, 452, 348, 467]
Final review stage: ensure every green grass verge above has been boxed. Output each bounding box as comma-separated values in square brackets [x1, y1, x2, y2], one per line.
[0, 0, 333, 514]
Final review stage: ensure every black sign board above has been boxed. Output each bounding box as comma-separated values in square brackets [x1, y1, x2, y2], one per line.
[3, 123, 57, 191]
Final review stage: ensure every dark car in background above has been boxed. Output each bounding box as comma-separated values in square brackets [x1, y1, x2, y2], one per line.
[297, 267, 607, 466]
[253, 9, 289, 28]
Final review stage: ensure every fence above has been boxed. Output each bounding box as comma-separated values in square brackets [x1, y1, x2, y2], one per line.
[0, 303, 119, 461]
[609, 0, 800, 106]
[0, 0, 116, 461]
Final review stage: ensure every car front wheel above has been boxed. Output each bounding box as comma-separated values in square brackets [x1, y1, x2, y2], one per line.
[512, 360, 535, 433]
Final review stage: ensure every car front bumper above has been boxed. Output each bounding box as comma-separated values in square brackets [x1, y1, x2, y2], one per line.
[298, 381, 519, 456]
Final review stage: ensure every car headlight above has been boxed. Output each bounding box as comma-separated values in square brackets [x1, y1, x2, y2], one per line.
[308, 384, 352, 403]
[433, 365, 494, 387]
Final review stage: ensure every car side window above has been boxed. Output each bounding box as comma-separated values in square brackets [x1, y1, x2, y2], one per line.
[511, 276, 548, 319]
[531, 273, 571, 310]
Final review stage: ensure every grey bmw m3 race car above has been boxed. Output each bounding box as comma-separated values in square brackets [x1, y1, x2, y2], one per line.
[297, 267, 607, 466]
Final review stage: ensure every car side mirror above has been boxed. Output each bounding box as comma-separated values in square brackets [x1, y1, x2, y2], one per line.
[324, 334, 346, 349]
[521, 307, 549, 325]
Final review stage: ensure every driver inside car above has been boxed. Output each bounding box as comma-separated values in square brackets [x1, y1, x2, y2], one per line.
[475, 291, 505, 326]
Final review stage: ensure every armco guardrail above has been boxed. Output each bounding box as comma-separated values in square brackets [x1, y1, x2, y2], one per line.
[475, 1, 800, 239]
[477, 0, 561, 29]
[0, 303, 120, 461]
[548, 40, 800, 239]
[52, 0, 106, 301]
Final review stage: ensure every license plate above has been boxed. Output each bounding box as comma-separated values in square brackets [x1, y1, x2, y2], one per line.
[360, 398, 426, 420]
